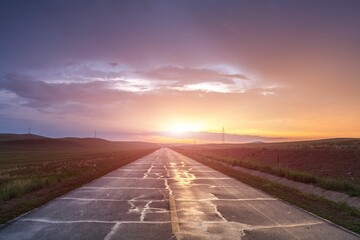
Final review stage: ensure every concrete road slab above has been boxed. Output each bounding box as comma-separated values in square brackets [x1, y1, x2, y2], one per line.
[66, 188, 168, 201]
[26, 199, 146, 221]
[86, 178, 166, 188]
[0, 221, 113, 240]
[0, 148, 359, 240]
[108, 223, 173, 240]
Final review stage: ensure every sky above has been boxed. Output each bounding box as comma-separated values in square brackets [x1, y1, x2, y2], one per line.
[0, 0, 360, 143]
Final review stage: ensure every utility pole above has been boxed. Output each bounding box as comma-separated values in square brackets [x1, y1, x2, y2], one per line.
[28, 127, 31, 135]
[222, 127, 225, 144]
[94, 130, 97, 138]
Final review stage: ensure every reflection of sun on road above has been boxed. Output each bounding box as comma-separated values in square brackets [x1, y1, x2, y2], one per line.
[172, 168, 196, 187]
[165, 149, 242, 239]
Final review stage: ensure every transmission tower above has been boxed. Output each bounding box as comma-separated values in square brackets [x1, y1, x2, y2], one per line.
[222, 127, 225, 144]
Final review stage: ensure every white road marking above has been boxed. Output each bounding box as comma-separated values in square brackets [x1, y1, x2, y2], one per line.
[115, 169, 152, 171]
[81, 187, 164, 190]
[175, 198, 277, 201]
[20, 218, 171, 224]
[102, 177, 231, 180]
[129, 163, 153, 165]
[244, 221, 324, 230]
[19, 218, 324, 230]
[59, 197, 167, 202]
[104, 222, 120, 240]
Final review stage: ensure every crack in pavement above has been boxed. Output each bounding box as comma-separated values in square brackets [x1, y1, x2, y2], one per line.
[140, 201, 153, 221]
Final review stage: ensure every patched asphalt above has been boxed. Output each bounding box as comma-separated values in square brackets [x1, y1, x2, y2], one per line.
[0, 148, 359, 239]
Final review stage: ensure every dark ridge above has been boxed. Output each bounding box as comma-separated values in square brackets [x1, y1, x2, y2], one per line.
[0, 133, 159, 150]
[0, 133, 48, 142]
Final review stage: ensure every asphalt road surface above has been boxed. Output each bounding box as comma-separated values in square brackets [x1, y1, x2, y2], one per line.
[0, 148, 359, 240]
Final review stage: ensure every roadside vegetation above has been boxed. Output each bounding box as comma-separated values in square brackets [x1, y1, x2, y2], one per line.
[173, 139, 360, 197]
[173, 147, 360, 234]
[196, 153, 360, 197]
[0, 134, 159, 224]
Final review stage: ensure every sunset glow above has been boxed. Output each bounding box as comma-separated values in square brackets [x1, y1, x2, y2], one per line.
[168, 122, 203, 134]
[0, 1, 359, 142]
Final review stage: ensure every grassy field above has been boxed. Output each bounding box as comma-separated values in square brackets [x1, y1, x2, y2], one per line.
[0, 134, 159, 224]
[173, 138, 360, 193]
[173, 147, 360, 234]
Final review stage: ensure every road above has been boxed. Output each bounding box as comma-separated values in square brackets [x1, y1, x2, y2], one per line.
[0, 148, 359, 240]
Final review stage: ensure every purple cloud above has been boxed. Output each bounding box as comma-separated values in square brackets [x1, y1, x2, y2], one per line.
[0, 73, 132, 107]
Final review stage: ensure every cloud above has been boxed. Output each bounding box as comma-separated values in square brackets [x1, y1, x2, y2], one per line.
[109, 62, 119, 67]
[142, 66, 249, 85]
[137, 65, 252, 93]
[0, 73, 132, 107]
[41, 63, 130, 83]
[0, 67, 278, 110]
[2, 63, 254, 96]
[64, 66, 127, 81]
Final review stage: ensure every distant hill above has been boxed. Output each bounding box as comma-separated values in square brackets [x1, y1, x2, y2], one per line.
[176, 138, 360, 150]
[0, 133, 159, 150]
[0, 133, 48, 141]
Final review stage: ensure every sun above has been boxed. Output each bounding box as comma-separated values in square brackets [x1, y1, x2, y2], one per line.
[168, 122, 202, 134]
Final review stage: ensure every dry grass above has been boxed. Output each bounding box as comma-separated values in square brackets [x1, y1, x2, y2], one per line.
[0, 137, 159, 224]
[178, 138, 360, 184]
[174, 141, 360, 196]
[225, 157, 360, 196]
